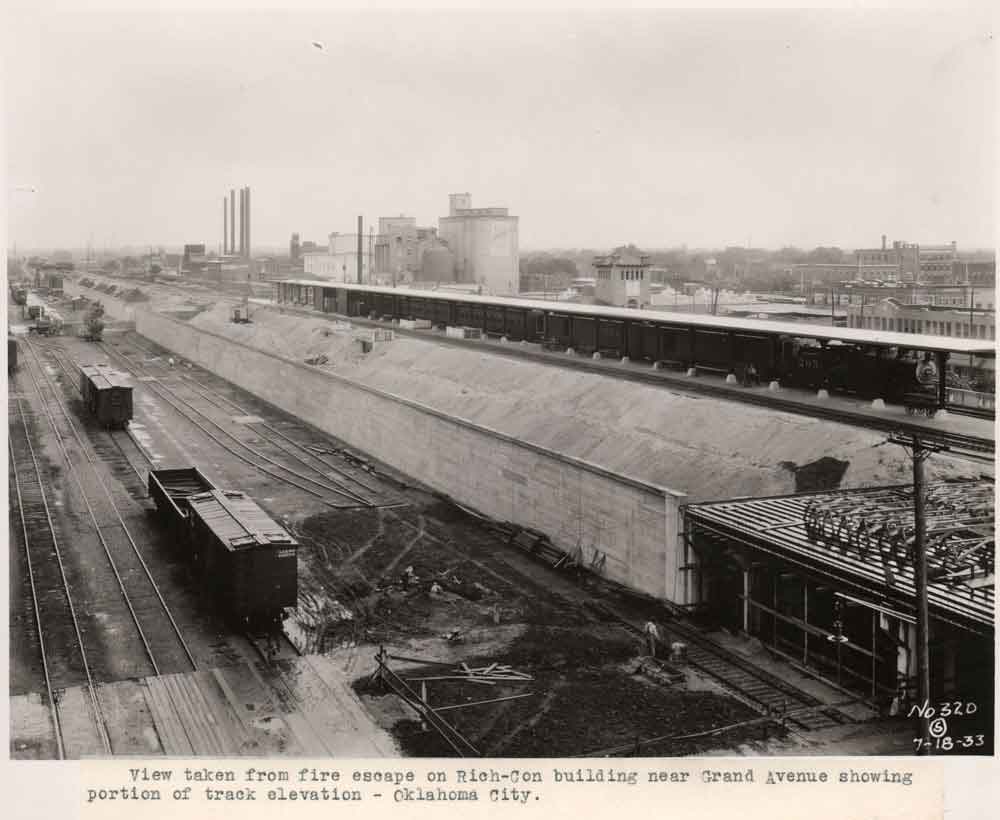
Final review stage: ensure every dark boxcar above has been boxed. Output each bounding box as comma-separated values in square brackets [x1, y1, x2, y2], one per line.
[8, 336, 17, 375]
[596, 319, 625, 356]
[148, 467, 217, 544]
[79, 364, 133, 428]
[186, 489, 298, 626]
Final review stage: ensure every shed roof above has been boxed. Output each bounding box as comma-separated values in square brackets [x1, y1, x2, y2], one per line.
[685, 479, 994, 634]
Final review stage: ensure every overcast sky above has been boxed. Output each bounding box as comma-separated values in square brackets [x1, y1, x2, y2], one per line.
[4, 8, 995, 252]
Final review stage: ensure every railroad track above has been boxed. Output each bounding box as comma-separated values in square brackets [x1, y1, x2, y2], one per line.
[98, 340, 380, 510]
[19, 338, 197, 681]
[102, 338, 401, 509]
[117, 335, 392, 503]
[591, 601, 850, 733]
[38, 344, 150, 502]
[8, 396, 112, 758]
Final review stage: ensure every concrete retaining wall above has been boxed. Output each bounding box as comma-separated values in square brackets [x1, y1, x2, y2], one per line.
[96, 292, 687, 601]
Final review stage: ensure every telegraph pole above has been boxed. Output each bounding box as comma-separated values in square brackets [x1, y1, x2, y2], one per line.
[889, 431, 944, 755]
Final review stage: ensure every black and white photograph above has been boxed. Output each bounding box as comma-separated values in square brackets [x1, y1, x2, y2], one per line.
[3, 2, 996, 804]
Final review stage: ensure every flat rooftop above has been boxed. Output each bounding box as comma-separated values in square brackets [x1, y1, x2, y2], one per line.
[685, 479, 994, 635]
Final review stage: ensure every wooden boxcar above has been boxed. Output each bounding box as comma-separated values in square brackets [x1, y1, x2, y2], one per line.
[79, 364, 133, 428]
[186, 489, 298, 627]
[148, 467, 217, 542]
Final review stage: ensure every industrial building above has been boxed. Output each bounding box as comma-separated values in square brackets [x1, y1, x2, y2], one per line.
[303, 230, 373, 282]
[373, 217, 449, 284]
[855, 237, 958, 285]
[438, 193, 519, 295]
[847, 298, 996, 340]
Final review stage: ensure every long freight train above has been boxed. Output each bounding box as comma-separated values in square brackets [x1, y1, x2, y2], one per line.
[276, 280, 990, 408]
[148, 468, 298, 627]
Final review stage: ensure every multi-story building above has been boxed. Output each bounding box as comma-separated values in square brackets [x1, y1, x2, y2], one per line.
[593, 248, 651, 308]
[374, 216, 418, 279]
[438, 193, 519, 295]
[303, 232, 373, 282]
[854, 236, 958, 284]
[847, 298, 995, 340]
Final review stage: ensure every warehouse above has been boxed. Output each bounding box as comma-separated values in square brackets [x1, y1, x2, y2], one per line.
[683, 479, 994, 710]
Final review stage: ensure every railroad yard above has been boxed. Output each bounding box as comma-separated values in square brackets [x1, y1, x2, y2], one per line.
[9, 286, 931, 760]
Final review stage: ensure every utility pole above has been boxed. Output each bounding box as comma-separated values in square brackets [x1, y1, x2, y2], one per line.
[357, 216, 364, 284]
[889, 431, 945, 755]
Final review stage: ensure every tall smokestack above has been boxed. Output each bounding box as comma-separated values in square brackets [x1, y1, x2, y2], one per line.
[223, 196, 228, 256]
[239, 188, 246, 257]
[357, 216, 363, 283]
[230, 190, 236, 255]
[881, 234, 887, 251]
[244, 186, 251, 258]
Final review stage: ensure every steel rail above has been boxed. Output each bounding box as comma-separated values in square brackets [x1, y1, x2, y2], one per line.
[119, 335, 387, 497]
[591, 600, 847, 733]
[9, 432, 67, 758]
[22, 339, 198, 675]
[42, 345, 150, 486]
[8, 396, 112, 755]
[170, 374, 383, 502]
[100, 340, 376, 508]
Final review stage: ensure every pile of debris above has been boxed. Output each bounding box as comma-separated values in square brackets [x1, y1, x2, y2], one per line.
[489, 522, 577, 570]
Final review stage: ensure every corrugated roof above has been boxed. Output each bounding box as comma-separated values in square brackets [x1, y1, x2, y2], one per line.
[685, 480, 994, 633]
[188, 490, 296, 551]
[276, 279, 995, 355]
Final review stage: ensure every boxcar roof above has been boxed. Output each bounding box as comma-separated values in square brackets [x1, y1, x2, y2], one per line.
[277, 278, 995, 356]
[188, 489, 296, 550]
[79, 363, 132, 390]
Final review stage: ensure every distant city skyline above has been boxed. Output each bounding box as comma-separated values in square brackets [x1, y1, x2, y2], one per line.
[5, 9, 995, 252]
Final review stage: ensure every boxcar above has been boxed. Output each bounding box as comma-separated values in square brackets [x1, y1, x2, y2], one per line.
[8, 336, 17, 375]
[186, 489, 298, 627]
[79, 364, 133, 428]
[148, 467, 217, 543]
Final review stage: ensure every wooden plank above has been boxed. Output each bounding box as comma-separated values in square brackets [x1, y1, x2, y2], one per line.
[213, 665, 306, 757]
[97, 681, 164, 756]
[142, 677, 194, 756]
[190, 670, 253, 755]
[53, 686, 107, 759]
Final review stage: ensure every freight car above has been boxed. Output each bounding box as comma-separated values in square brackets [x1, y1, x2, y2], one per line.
[275, 280, 994, 414]
[148, 467, 217, 542]
[8, 336, 17, 375]
[79, 364, 133, 428]
[188, 488, 298, 627]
